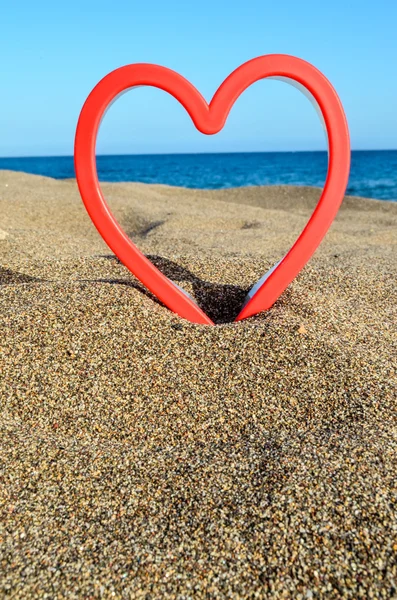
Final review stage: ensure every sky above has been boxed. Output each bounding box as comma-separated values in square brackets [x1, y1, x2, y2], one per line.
[1, 0, 396, 156]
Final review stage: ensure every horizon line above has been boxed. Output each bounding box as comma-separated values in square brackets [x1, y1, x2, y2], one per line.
[0, 148, 396, 160]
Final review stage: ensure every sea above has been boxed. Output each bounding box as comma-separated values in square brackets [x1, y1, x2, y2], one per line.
[1, 150, 396, 202]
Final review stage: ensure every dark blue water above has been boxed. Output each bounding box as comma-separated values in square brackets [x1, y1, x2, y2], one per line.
[1, 150, 396, 201]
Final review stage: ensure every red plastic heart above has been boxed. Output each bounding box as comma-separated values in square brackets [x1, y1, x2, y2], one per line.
[74, 54, 350, 325]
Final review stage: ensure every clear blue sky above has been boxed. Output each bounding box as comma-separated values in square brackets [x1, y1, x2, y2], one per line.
[1, 0, 396, 156]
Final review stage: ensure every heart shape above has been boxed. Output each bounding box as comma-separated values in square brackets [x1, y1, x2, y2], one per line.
[74, 54, 350, 325]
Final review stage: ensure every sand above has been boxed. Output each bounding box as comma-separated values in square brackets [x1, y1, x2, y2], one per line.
[0, 170, 396, 599]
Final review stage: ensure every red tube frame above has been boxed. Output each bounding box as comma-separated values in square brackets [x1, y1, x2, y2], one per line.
[74, 55, 350, 325]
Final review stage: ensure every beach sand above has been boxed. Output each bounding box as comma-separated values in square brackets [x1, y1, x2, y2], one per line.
[0, 170, 396, 598]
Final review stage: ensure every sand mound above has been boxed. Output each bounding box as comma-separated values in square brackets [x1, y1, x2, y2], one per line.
[0, 170, 396, 598]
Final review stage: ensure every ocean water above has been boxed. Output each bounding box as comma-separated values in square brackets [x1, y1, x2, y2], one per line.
[1, 150, 396, 201]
